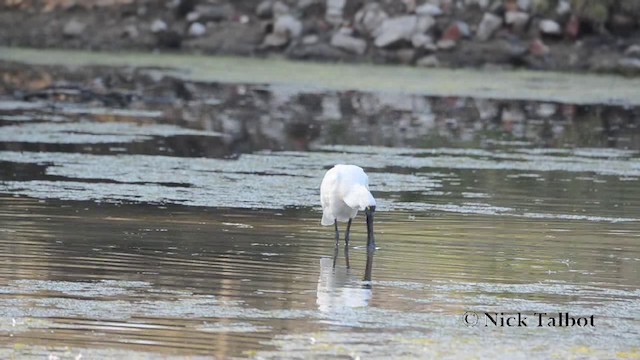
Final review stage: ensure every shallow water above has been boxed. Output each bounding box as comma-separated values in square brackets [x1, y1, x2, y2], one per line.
[1, 57, 640, 358]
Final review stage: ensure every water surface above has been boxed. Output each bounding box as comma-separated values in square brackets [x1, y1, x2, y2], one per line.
[0, 57, 639, 359]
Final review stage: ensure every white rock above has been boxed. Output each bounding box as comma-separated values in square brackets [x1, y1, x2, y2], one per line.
[539, 19, 561, 34]
[256, 0, 273, 18]
[437, 39, 456, 50]
[188, 22, 206, 37]
[476, 12, 502, 41]
[330, 32, 367, 54]
[63, 19, 86, 37]
[505, 11, 529, 27]
[302, 34, 319, 45]
[186, 11, 200, 22]
[274, 14, 303, 38]
[272, 1, 290, 17]
[122, 25, 139, 39]
[411, 33, 434, 48]
[326, 0, 346, 25]
[354, 3, 389, 35]
[556, 0, 571, 16]
[416, 55, 439, 67]
[374, 15, 435, 48]
[416, 3, 442, 16]
[150, 19, 168, 33]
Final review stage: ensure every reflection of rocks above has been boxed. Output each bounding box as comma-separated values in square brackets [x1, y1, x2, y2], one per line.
[1, 63, 639, 158]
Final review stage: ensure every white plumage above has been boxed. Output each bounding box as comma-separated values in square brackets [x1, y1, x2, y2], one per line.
[320, 164, 376, 226]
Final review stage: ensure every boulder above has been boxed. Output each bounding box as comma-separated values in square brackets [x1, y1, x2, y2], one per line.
[188, 22, 206, 37]
[476, 12, 502, 41]
[330, 32, 367, 54]
[354, 3, 389, 35]
[373, 15, 435, 48]
[263, 14, 303, 47]
[529, 38, 549, 56]
[416, 55, 439, 67]
[539, 19, 561, 35]
[441, 21, 470, 42]
[63, 19, 86, 37]
[505, 11, 529, 30]
[150, 19, 168, 33]
[415, 3, 442, 16]
[326, 0, 346, 25]
[411, 33, 434, 49]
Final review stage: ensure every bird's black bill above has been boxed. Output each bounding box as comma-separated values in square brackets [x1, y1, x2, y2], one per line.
[365, 208, 375, 249]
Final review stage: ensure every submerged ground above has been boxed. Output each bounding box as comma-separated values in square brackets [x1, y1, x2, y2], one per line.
[0, 49, 639, 359]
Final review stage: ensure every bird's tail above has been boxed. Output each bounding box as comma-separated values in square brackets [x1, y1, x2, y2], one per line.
[321, 211, 334, 226]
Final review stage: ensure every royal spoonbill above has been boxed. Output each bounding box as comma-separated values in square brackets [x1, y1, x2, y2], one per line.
[320, 164, 376, 249]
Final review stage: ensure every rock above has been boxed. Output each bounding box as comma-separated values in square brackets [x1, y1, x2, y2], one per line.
[476, 12, 502, 41]
[272, 1, 290, 17]
[610, 13, 635, 35]
[256, 0, 273, 18]
[122, 25, 139, 39]
[416, 55, 439, 67]
[150, 19, 168, 33]
[565, 15, 579, 39]
[442, 21, 470, 42]
[354, 3, 388, 35]
[539, 19, 561, 35]
[437, 39, 456, 50]
[330, 32, 367, 54]
[373, 15, 435, 48]
[415, 3, 442, 16]
[465, 0, 490, 9]
[264, 14, 303, 47]
[155, 30, 182, 48]
[617, 58, 640, 75]
[556, 0, 571, 16]
[402, 0, 416, 13]
[188, 22, 206, 37]
[411, 33, 434, 49]
[302, 34, 319, 45]
[191, 4, 233, 22]
[529, 38, 549, 56]
[505, 11, 529, 30]
[326, 0, 345, 25]
[516, 0, 530, 11]
[624, 44, 640, 57]
[63, 19, 86, 37]
[274, 14, 303, 38]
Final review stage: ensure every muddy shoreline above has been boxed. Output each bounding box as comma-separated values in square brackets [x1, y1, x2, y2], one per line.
[2, 0, 640, 75]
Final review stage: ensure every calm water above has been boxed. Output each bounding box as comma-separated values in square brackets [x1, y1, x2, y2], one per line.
[1, 60, 640, 359]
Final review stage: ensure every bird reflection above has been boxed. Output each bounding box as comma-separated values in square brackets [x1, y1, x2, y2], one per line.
[316, 247, 375, 313]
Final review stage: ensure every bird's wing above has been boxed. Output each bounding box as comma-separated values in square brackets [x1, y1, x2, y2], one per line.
[320, 168, 338, 225]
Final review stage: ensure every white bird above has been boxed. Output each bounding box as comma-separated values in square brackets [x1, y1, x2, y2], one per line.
[320, 164, 376, 249]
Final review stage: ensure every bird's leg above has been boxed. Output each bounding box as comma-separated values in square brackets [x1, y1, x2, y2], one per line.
[344, 244, 350, 269]
[332, 244, 339, 268]
[334, 219, 339, 247]
[344, 218, 352, 248]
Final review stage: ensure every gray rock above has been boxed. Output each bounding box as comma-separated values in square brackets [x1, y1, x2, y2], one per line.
[188, 22, 206, 37]
[476, 12, 502, 41]
[437, 39, 456, 50]
[539, 19, 561, 35]
[624, 44, 640, 57]
[416, 3, 442, 16]
[256, 0, 274, 18]
[517, 0, 530, 11]
[192, 4, 233, 22]
[326, 0, 346, 25]
[373, 15, 435, 48]
[122, 25, 139, 39]
[354, 3, 389, 35]
[150, 19, 168, 33]
[63, 19, 86, 37]
[263, 33, 288, 47]
[330, 32, 367, 54]
[416, 55, 439, 67]
[617, 57, 640, 74]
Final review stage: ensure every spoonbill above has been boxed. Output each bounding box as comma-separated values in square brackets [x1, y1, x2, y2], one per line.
[320, 164, 376, 249]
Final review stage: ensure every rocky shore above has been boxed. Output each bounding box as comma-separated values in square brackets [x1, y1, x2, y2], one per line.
[1, 0, 640, 75]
